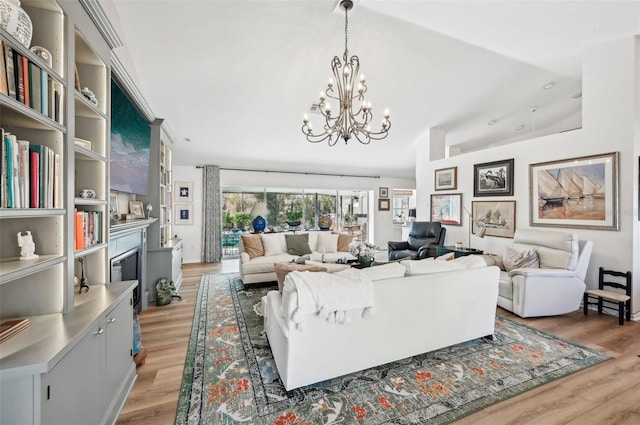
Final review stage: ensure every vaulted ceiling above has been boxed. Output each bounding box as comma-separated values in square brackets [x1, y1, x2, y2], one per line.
[99, 0, 640, 179]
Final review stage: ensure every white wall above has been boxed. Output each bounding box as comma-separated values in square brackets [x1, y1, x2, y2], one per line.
[172, 166, 415, 263]
[416, 36, 640, 316]
[172, 166, 203, 263]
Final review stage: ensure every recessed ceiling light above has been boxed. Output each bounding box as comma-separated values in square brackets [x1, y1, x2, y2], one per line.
[542, 82, 555, 90]
[572, 92, 582, 99]
[488, 119, 497, 126]
[184, 137, 192, 142]
[516, 125, 526, 131]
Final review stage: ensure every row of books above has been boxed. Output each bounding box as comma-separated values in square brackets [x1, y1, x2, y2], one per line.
[75, 208, 104, 251]
[0, 40, 63, 124]
[1, 128, 61, 209]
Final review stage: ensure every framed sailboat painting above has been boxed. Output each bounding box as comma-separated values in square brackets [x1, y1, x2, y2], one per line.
[529, 152, 619, 230]
[472, 201, 516, 238]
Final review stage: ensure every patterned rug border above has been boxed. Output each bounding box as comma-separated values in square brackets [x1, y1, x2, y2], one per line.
[176, 273, 612, 424]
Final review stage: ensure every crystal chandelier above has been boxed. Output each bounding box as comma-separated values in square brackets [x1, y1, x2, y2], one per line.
[302, 0, 391, 146]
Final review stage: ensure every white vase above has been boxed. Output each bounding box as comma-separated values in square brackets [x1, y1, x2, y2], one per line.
[0, 0, 33, 48]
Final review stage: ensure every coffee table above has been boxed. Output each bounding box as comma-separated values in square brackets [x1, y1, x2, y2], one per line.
[435, 245, 484, 258]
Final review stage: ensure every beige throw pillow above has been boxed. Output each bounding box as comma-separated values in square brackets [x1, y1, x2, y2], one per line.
[503, 246, 540, 272]
[316, 232, 339, 253]
[261, 233, 287, 256]
[335, 233, 353, 252]
[241, 235, 264, 259]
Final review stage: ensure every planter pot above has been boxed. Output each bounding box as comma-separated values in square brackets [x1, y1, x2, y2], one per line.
[357, 256, 374, 267]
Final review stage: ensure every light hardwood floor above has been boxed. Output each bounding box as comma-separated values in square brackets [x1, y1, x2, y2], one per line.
[117, 260, 640, 425]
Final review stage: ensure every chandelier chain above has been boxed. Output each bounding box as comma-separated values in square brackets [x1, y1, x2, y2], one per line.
[344, 4, 348, 57]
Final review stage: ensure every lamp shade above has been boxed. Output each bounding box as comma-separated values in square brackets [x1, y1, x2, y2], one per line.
[250, 202, 268, 217]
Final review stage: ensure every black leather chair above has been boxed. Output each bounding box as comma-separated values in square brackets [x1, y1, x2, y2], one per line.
[387, 221, 446, 261]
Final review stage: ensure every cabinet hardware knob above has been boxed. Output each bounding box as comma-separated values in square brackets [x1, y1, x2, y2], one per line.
[107, 317, 116, 323]
[95, 328, 104, 335]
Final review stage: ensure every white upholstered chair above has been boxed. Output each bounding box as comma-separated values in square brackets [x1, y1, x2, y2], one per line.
[497, 229, 593, 318]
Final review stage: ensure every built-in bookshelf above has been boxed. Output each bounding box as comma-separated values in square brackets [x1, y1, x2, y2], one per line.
[0, 1, 136, 423]
[139, 119, 183, 302]
[142, 118, 175, 248]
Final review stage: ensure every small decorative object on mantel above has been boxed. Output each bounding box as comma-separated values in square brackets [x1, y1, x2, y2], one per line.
[146, 203, 153, 219]
[318, 213, 332, 230]
[349, 240, 378, 267]
[17, 230, 38, 260]
[0, 0, 33, 48]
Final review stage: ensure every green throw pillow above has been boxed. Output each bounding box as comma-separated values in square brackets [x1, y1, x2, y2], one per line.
[285, 233, 312, 256]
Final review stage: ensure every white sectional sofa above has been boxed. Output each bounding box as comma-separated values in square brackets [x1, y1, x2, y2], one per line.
[262, 258, 500, 390]
[239, 231, 356, 285]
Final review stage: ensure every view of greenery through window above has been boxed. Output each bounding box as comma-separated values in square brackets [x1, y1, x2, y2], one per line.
[222, 187, 369, 234]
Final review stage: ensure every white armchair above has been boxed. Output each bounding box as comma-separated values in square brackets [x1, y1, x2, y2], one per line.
[497, 229, 593, 318]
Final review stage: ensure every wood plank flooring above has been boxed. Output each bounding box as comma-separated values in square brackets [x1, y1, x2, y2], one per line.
[117, 260, 640, 425]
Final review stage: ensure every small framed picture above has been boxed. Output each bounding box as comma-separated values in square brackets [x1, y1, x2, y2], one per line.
[430, 193, 462, 225]
[378, 198, 390, 211]
[175, 181, 193, 203]
[474, 159, 514, 197]
[434, 167, 457, 191]
[379, 187, 389, 198]
[175, 204, 194, 225]
[128, 200, 145, 218]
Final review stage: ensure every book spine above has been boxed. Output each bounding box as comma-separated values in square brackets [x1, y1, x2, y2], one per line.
[29, 63, 41, 113]
[17, 140, 29, 208]
[4, 44, 16, 99]
[30, 151, 39, 208]
[0, 41, 7, 96]
[40, 69, 48, 116]
[75, 209, 85, 251]
[14, 52, 24, 104]
[21, 56, 29, 107]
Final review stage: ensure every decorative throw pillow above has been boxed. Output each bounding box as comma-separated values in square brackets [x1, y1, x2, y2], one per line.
[316, 232, 339, 253]
[479, 254, 506, 270]
[335, 232, 353, 252]
[261, 233, 287, 256]
[503, 246, 540, 272]
[285, 234, 312, 256]
[241, 235, 264, 259]
[274, 263, 327, 292]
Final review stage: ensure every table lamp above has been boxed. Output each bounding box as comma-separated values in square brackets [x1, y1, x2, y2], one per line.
[250, 202, 269, 233]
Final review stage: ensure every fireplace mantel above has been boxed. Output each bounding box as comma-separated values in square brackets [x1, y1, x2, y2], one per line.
[110, 218, 157, 311]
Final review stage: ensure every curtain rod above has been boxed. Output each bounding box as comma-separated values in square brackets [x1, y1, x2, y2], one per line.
[195, 166, 380, 179]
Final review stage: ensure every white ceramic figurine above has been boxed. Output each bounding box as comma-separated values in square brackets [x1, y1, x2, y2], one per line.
[17, 230, 39, 260]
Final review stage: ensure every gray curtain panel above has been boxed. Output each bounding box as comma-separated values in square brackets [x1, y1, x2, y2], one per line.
[202, 165, 222, 263]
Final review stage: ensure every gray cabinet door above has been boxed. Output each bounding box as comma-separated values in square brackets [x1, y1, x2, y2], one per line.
[41, 326, 102, 425]
[104, 296, 134, 410]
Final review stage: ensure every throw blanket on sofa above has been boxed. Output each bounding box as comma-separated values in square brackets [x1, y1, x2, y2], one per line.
[282, 270, 375, 331]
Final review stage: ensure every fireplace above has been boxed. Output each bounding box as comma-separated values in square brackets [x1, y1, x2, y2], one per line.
[110, 248, 142, 312]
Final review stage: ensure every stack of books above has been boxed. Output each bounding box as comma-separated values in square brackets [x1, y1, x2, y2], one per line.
[0, 318, 30, 343]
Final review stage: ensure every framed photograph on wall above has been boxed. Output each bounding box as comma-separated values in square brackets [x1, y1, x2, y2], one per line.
[175, 181, 193, 203]
[529, 152, 619, 230]
[175, 204, 194, 225]
[472, 200, 516, 238]
[378, 198, 390, 211]
[434, 166, 457, 190]
[128, 200, 145, 218]
[430, 193, 462, 225]
[474, 158, 514, 196]
[379, 187, 389, 198]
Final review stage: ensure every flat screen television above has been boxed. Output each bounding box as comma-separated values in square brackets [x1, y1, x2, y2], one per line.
[110, 79, 150, 196]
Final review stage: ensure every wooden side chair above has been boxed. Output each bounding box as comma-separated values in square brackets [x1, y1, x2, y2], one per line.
[583, 267, 632, 325]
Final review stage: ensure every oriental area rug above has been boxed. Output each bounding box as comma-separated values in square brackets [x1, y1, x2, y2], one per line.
[175, 273, 610, 425]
